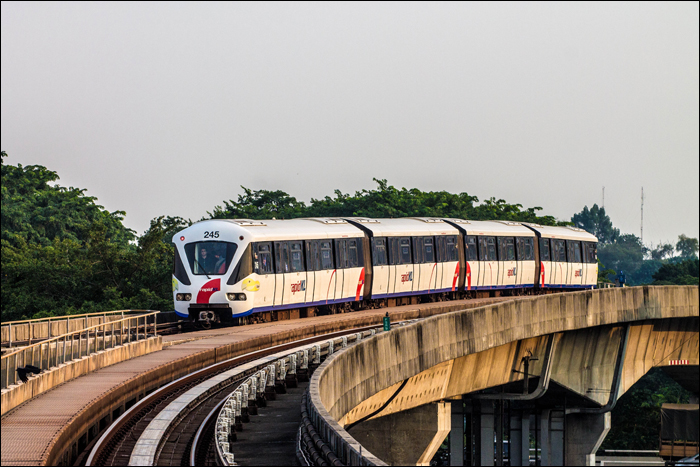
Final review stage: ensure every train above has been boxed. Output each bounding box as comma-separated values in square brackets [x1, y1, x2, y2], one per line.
[171, 217, 598, 325]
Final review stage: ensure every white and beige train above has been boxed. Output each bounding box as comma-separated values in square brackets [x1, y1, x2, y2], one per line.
[172, 217, 598, 324]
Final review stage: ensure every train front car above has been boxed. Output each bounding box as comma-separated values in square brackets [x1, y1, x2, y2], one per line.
[172, 219, 256, 324]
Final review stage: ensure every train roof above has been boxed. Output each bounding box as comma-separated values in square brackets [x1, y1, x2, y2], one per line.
[522, 223, 598, 242]
[443, 219, 536, 237]
[344, 217, 460, 236]
[178, 218, 363, 242]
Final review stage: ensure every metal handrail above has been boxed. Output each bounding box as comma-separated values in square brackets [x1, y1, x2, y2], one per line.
[1, 311, 160, 390]
[2, 309, 148, 326]
[1, 309, 158, 348]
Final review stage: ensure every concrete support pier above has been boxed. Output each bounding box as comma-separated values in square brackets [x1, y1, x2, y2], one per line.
[565, 412, 611, 466]
[348, 402, 450, 466]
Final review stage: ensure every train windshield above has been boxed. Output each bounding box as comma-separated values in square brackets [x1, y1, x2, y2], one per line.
[184, 241, 238, 275]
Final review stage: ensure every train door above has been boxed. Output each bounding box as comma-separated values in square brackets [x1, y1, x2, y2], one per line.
[518, 237, 536, 286]
[499, 237, 517, 289]
[424, 237, 438, 291]
[253, 243, 275, 309]
[465, 236, 479, 291]
[552, 239, 567, 287]
[346, 239, 363, 300]
[287, 241, 306, 305]
[334, 240, 348, 301]
[515, 237, 525, 287]
[567, 241, 584, 287]
[479, 237, 498, 288]
[315, 240, 336, 304]
[392, 237, 414, 295]
[445, 236, 459, 291]
[371, 238, 389, 297]
[273, 242, 290, 306]
[583, 242, 598, 287]
[305, 241, 317, 304]
[413, 237, 425, 292]
[539, 238, 551, 288]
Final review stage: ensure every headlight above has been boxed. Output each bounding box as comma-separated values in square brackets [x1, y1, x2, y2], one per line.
[227, 293, 247, 301]
[176, 293, 191, 301]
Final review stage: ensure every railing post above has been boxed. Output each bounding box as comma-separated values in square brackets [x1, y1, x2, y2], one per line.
[8, 322, 11, 349]
[154, 313, 158, 337]
[29, 322, 32, 346]
[79, 330, 83, 359]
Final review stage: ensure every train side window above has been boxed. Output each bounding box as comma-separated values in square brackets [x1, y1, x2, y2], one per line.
[478, 237, 488, 261]
[335, 239, 349, 269]
[570, 241, 582, 263]
[400, 237, 412, 264]
[446, 236, 458, 261]
[497, 237, 506, 261]
[424, 237, 435, 263]
[274, 242, 290, 273]
[255, 243, 274, 274]
[320, 241, 334, 270]
[389, 237, 400, 265]
[412, 237, 424, 264]
[586, 242, 597, 263]
[539, 238, 551, 261]
[172, 246, 191, 285]
[465, 236, 478, 261]
[505, 237, 516, 261]
[554, 239, 566, 262]
[523, 238, 534, 261]
[372, 237, 388, 266]
[290, 241, 304, 272]
[305, 241, 315, 272]
[565, 241, 577, 263]
[487, 237, 497, 261]
[516, 237, 524, 260]
[436, 236, 446, 262]
[348, 239, 359, 268]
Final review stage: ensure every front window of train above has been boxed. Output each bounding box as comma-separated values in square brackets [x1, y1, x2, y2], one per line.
[184, 241, 238, 275]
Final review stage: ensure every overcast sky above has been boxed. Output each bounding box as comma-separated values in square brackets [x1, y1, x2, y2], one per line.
[2, 2, 698, 246]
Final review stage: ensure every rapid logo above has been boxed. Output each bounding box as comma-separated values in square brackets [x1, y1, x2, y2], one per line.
[196, 279, 221, 304]
[574, 269, 583, 277]
[401, 271, 413, 283]
[291, 280, 306, 293]
[507, 267, 517, 277]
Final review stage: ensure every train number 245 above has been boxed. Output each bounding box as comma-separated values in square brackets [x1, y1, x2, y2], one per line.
[203, 231, 220, 238]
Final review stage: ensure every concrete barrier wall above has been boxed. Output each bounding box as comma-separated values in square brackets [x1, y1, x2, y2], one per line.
[309, 286, 699, 465]
[1, 336, 162, 416]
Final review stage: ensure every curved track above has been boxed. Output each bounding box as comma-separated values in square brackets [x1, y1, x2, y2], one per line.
[87, 326, 379, 466]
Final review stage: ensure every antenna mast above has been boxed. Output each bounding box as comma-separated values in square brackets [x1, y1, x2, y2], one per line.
[641, 187, 644, 244]
[602, 186, 605, 209]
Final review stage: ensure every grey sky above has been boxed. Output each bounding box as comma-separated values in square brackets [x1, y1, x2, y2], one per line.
[2, 2, 698, 246]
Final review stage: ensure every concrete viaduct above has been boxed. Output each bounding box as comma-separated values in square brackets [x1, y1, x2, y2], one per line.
[308, 286, 699, 466]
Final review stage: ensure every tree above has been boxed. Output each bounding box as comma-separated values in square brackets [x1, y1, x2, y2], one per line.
[571, 204, 620, 244]
[652, 258, 699, 286]
[650, 243, 675, 260]
[676, 234, 699, 259]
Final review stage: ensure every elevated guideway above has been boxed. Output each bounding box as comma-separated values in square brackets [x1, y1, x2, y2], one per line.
[307, 286, 699, 466]
[0, 297, 504, 466]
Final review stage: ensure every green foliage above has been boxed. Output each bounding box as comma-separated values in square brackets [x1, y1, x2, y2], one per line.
[597, 258, 616, 283]
[676, 234, 699, 259]
[1, 151, 191, 321]
[210, 179, 565, 225]
[1, 151, 133, 248]
[601, 368, 692, 450]
[652, 258, 699, 285]
[651, 243, 675, 260]
[571, 204, 620, 244]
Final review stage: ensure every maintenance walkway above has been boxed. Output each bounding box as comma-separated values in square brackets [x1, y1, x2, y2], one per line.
[1, 297, 504, 466]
